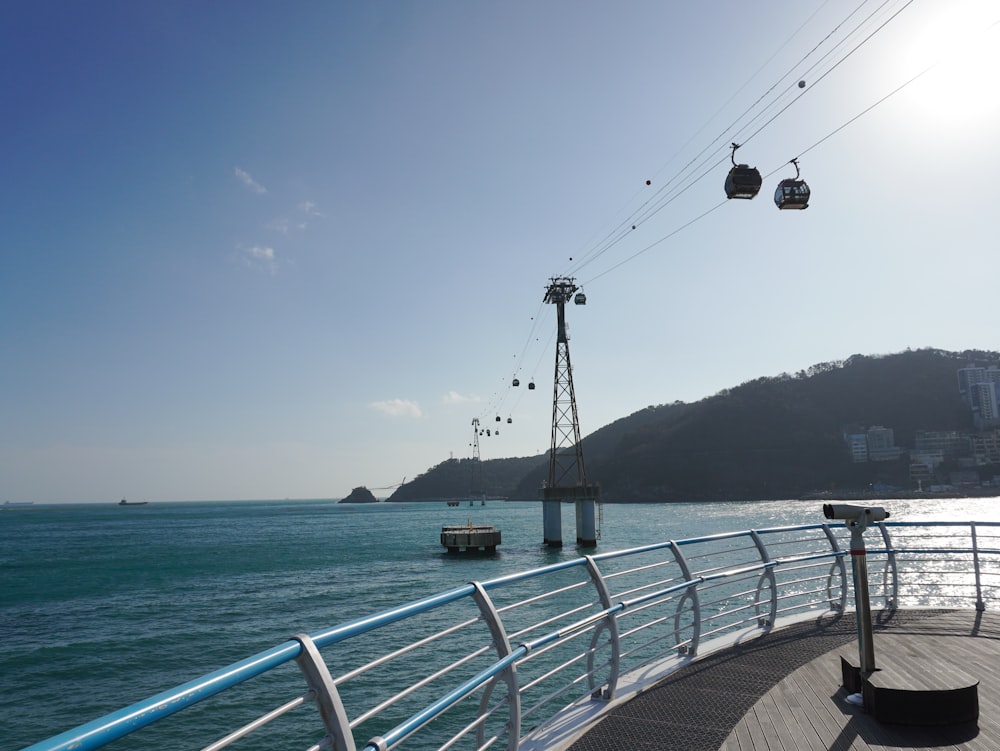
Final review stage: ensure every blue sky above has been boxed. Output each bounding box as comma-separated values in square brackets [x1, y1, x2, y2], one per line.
[2, 1, 999, 502]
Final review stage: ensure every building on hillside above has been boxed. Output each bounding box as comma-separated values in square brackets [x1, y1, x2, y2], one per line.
[867, 425, 903, 462]
[910, 448, 944, 471]
[972, 381, 1000, 429]
[971, 430, 1000, 466]
[957, 365, 1000, 404]
[949, 470, 981, 488]
[844, 430, 868, 463]
[909, 460, 934, 486]
[914, 430, 971, 460]
[842, 425, 903, 463]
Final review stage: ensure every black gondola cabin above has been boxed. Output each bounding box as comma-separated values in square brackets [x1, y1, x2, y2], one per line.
[725, 164, 762, 199]
[724, 143, 762, 200]
[774, 158, 810, 210]
[774, 179, 810, 210]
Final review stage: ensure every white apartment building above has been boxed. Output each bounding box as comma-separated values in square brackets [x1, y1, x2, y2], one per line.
[867, 425, 903, 461]
[972, 381, 1000, 428]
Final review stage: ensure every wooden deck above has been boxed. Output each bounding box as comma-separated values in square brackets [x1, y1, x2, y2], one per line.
[570, 610, 1000, 751]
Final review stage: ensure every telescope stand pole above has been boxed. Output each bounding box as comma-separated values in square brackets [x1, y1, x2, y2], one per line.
[850, 523, 877, 675]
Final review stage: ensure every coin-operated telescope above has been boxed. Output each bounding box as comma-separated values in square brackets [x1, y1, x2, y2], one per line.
[823, 503, 889, 525]
[822, 503, 891, 699]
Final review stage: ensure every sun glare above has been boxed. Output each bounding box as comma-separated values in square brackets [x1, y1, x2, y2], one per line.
[897, 2, 1000, 136]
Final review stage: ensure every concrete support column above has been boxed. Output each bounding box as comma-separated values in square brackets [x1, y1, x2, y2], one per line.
[576, 499, 597, 547]
[543, 500, 563, 547]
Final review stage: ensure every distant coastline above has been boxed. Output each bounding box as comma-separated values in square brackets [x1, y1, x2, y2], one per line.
[801, 487, 1000, 502]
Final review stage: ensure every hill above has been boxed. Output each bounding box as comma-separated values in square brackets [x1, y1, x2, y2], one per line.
[567, 348, 988, 501]
[393, 348, 1000, 502]
[387, 455, 544, 502]
[339, 486, 378, 503]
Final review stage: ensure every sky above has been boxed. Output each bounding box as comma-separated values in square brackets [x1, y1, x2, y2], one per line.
[2, 1, 999, 503]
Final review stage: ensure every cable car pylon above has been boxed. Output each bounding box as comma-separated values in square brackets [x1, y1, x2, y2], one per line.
[469, 418, 484, 504]
[541, 276, 601, 548]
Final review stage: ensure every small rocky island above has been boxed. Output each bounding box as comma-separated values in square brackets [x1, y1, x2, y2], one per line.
[338, 486, 378, 504]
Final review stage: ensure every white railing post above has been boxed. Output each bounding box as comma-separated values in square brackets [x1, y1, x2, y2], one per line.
[583, 555, 620, 700]
[821, 524, 848, 611]
[749, 530, 778, 628]
[668, 541, 701, 656]
[876, 522, 898, 610]
[470, 581, 521, 751]
[293, 634, 357, 751]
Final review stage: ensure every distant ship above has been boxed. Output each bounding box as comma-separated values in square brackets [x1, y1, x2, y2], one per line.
[118, 499, 148, 506]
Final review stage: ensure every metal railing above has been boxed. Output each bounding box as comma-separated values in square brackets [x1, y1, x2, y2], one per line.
[21, 520, 1000, 751]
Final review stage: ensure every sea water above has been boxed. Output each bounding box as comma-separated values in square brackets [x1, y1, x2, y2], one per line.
[4, 496, 1000, 749]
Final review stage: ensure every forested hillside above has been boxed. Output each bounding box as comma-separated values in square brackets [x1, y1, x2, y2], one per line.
[387, 455, 544, 501]
[390, 349, 999, 502]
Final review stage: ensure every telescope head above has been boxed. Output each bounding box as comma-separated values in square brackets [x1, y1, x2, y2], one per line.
[822, 503, 889, 524]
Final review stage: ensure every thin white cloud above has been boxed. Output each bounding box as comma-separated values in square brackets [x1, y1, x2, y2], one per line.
[442, 390, 480, 405]
[246, 246, 274, 261]
[299, 200, 326, 217]
[265, 202, 322, 235]
[369, 399, 423, 418]
[234, 167, 267, 194]
[238, 245, 277, 273]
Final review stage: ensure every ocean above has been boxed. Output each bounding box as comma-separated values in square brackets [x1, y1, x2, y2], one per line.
[4, 496, 1000, 749]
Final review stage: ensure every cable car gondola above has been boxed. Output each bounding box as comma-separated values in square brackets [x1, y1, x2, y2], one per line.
[512, 377, 520, 387]
[724, 143, 762, 200]
[774, 158, 810, 210]
[528, 380, 536, 390]
[507, 417, 512, 424]
[574, 292, 586, 305]
[495, 415, 501, 422]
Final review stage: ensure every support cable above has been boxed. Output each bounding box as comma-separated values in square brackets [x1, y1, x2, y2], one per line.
[567, 0, 915, 282]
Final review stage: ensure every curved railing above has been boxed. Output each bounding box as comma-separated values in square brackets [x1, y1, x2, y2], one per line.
[20, 520, 1000, 751]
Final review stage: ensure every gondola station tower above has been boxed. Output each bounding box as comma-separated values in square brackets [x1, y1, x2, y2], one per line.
[542, 277, 600, 547]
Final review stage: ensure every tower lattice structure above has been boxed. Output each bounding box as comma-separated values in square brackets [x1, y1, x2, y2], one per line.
[542, 277, 600, 516]
[469, 418, 483, 497]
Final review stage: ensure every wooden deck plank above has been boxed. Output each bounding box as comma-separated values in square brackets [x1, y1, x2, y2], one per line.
[747, 713, 767, 751]
[744, 702, 773, 751]
[773, 651, 899, 750]
[769, 681, 827, 751]
[755, 693, 796, 751]
[571, 610, 1000, 751]
[732, 720, 753, 751]
[785, 660, 868, 749]
[727, 612, 998, 751]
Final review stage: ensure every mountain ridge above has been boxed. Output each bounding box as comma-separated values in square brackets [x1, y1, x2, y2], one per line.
[388, 348, 999, 502]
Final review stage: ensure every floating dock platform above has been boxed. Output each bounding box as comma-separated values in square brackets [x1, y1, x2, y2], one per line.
[440, 524, 501, 553]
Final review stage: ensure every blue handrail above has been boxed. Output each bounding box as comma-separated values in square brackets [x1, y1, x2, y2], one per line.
[20, 643, 302, 751]
[20, 520, 1000, 751]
